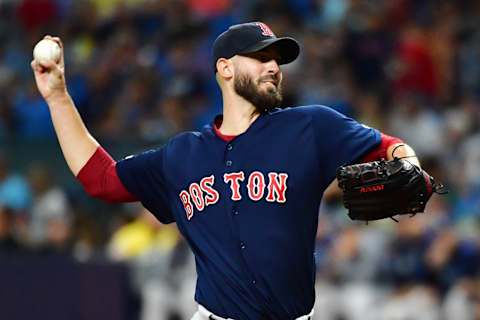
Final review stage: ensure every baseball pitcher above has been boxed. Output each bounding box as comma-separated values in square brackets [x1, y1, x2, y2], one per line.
[32, 22, 442, 320]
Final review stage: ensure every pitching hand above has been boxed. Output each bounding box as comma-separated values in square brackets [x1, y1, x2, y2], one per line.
[31, 36, 67, 102]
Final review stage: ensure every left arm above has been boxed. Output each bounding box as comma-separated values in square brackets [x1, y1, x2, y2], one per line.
[361, 133, 420, 167]
[386, 143, 420, 167]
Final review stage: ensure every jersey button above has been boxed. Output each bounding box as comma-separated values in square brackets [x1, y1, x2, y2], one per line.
[233, 210, 239, 216]
[252, 280, 256, 285]
[226, 160, 232, 166]
[240, 242, 245, 249]
[227, 144, 233, 151]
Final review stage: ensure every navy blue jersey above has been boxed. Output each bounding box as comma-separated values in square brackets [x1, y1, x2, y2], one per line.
[116, 105, 381, 319]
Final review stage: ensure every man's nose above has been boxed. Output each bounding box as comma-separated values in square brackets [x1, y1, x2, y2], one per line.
[265, 59, 280, 75]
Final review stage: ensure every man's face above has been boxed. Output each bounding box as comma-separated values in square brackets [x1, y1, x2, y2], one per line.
[232, 49, 283, 113]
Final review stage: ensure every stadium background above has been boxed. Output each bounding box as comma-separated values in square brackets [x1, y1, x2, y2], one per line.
[1, 0, 480, 319]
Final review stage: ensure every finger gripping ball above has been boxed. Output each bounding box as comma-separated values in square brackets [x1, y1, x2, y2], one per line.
[33, 39, 61, 64]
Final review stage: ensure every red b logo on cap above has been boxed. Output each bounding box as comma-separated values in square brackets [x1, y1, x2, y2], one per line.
[256, 22, 275, 37]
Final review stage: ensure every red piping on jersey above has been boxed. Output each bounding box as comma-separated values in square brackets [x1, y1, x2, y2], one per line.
[361, 133, 404, 162]
[213, 116, 236, 142]
[76, 147, 137, 202]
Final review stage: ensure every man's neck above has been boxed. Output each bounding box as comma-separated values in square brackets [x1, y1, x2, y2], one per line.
[219, 95, 260, 136]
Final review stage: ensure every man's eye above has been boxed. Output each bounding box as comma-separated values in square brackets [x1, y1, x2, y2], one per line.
[256, 55, 274, 62]
[244, 52, 278, 62]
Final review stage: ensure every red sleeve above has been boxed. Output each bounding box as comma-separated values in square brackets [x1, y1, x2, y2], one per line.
[76, 147, 138, 202]
[361, 133, 404, 162]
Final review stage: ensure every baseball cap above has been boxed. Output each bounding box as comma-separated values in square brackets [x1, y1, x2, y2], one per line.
[212, 22, 300, 72]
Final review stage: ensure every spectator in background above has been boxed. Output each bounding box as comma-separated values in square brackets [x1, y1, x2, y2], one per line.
[0, 45, 15, 140]
[458, 130, 480, 190]
[12, 81, 56, 138]
[388, 94, 445, 158]
[108, 206, 180, 261]
[343, 1, 391, 93]
[0, 205, 23, 255]
[294, 30, 352, 114]
[27, 163, 72, 253]
[0, 152, 31, 213]
[381, 217, 431, 283]
[458, 29, 480, 96]
[443, 278, 480, 320]
[451, 107, 480, 226]
[16, 0, 58, 32]
[380, 285, 441, 320]
[139, 94, 191, 143]
[108, 206, 196, 320]
[444, 96, 479, 150]
[324, 225, 388, 320]
[0, 97, 13, 141]
[391, 23, 438, 101]
[425, 227, 480, 295]
[379, 218, 441, 320]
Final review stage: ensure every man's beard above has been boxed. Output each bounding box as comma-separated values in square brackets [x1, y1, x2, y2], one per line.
[234, 72, 283, 114]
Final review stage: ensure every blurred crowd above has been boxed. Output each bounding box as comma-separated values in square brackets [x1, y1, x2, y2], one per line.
[1, 0, 480, 319]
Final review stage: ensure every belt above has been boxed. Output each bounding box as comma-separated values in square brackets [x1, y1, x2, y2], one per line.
[198, 305, 314, 320]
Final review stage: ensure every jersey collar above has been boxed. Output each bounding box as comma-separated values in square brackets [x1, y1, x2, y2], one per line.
[208, 111, 273, 142]
[213, 115, 236, 142]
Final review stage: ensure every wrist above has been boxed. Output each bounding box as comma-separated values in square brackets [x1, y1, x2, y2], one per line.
[387, 143, 421, 167]
[46, 89, 70, 106]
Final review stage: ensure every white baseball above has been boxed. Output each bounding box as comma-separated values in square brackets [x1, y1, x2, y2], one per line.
[33, 39, 61, 64]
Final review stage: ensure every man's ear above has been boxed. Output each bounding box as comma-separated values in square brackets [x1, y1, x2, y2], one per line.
[216, 58, 233, 79]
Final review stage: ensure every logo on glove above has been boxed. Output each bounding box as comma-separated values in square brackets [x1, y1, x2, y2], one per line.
[359, 184, 384, 193]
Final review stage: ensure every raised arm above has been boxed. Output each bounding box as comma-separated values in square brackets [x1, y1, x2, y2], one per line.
[31, 36, 136, 202]
[31, 36, 98, 176]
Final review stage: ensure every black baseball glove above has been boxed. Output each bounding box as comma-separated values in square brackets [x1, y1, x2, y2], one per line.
[336, 158, 446, 222]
